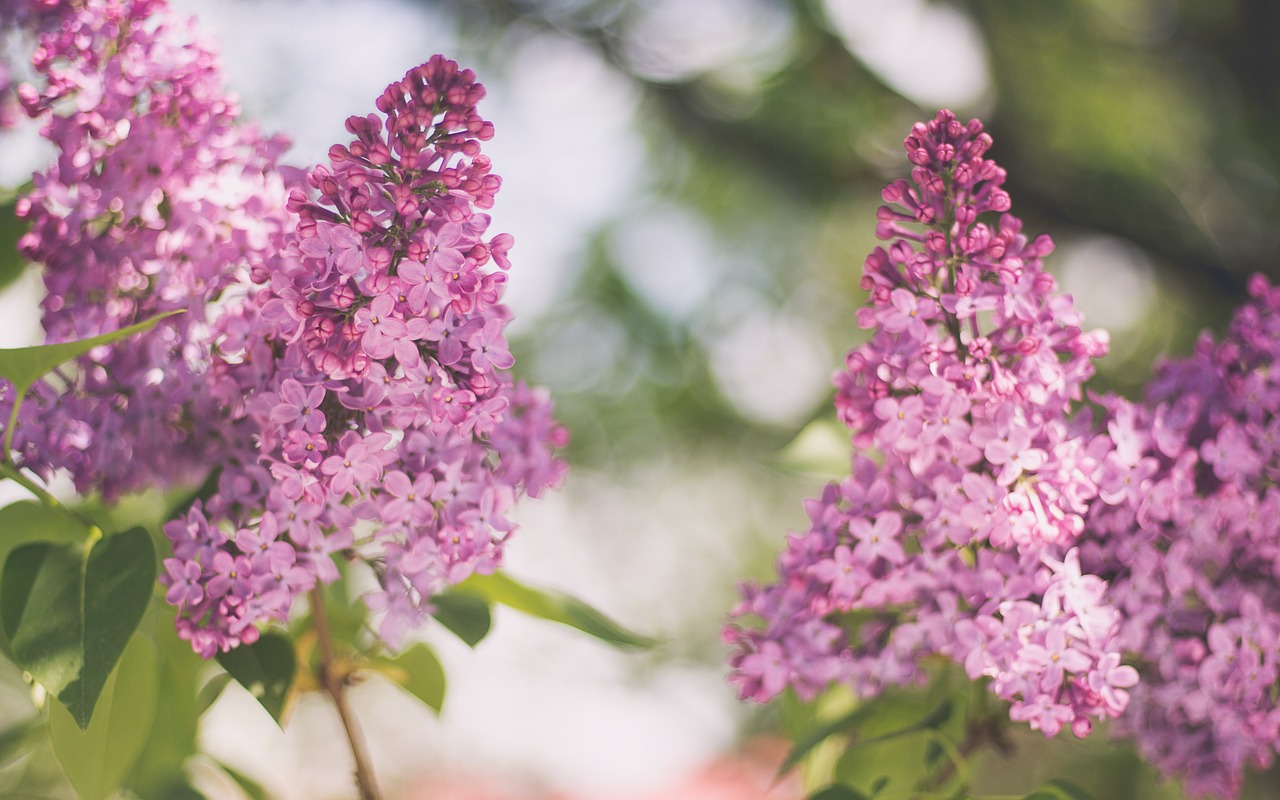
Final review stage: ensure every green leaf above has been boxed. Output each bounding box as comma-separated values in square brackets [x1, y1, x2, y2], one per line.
[781, 698, 953, 780]
[808, 786, 869, 800]
[0, 310, 183, 397]
[1020, 782, 1099, 800]
[318, 564, 368, 644]
[48, 633, 160, 800]
[217, 760, 270, 800]
[1046, 780, 1096, 800]
[430, 591, 492, 648]
[216, 630, 296, 725]
[868, 776, 889, 797]
[925, 738, 944, 766]
[126, 605, 208, 798]
[0, 310, 182, 457]
[0, 501, 91, 659]
[1, 526, 155, 729]
[155, 784, 208, 800]
[0, 719, 37, 768]
[370, 642, 446, 714]
[196, 672, 234, 715]
[850, 700, 952, 748]
[451, 571, 655, 649]
[0, 201, 27, 294]
[777, 701, 879, 777]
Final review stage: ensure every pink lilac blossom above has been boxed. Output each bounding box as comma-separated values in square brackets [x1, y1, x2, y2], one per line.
[1080, 274, 1280, 799]
[725, 111, 1135, 738]
[2, 0, 294, 498]
[160, 55, 567, 656]
[2, 1, 566, 658]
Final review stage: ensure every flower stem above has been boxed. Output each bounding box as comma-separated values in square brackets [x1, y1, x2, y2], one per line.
[0, 461, 62, 510]
[310, 585, 382, 800]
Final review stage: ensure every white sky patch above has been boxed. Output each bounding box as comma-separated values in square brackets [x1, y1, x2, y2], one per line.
[1057, 236, 1156, 333]
[822, 0, 992, 110]
[0, 121, 50, 187]
[708, 300, 833, 426]
[609, 204, 724, 320]
[621, 0, 794, 84]
[170, 0, 454, 169]
[484, 33, 646, 325]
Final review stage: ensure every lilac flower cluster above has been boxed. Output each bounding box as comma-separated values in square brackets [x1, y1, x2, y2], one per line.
[3, 0, 294, 498]
[1, 1, 566, 658]
[1080, 275, 1280, 798]
[725, 111, 1137, 737]
[160, 56, 568, 656]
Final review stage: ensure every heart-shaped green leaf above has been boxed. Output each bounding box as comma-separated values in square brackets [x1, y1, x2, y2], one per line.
[1, 526, 155, 729]
[48, 632, 159, 800]
[216, 630, 296, 725]
[126, 606, 208, 798]
[0, 501, 91, 659]
[370, 642, 446, 714]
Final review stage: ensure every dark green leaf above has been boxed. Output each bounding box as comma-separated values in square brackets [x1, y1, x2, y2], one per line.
[431, 591, 492, 647]
[1, 527, 155, 728]
[1021, 785, 1097, 800]
[127, 605, 207, 798]
[1046, 780, 1096, 800]
[0, 200, 28, 294]
[156, 783, 208, 800]
[0, 501, 91, 660]
[216, 630, 296, 725]
[925, 739, 944, 766]
[370, 642, 446, 714]
[780, 699, 953, 780]
[0, 719, 37, 767]
[808, 785, 869, 800]
[840, 700, 952, 754]
[48, 633, 159, 800]
[868, 776, 889, 797]
[196, 672, 234, 715]
[218, 760, 270, 800]
[80, 528, 156, 722]
[0, 310, 183, 398]
[777, 701, 879, 777]
[451, 571, 655, 649]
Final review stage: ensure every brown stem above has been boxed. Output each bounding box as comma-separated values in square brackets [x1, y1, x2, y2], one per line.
[310, 586, 382, 800]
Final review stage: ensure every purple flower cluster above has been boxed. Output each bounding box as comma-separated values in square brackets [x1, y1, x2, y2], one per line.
[725, 111, 1137, 738]
[1080, 275, 1280, 798]
[160, 56, 568, 656]
[4, 0, 294, 498]
[1, 1, 566, 658]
